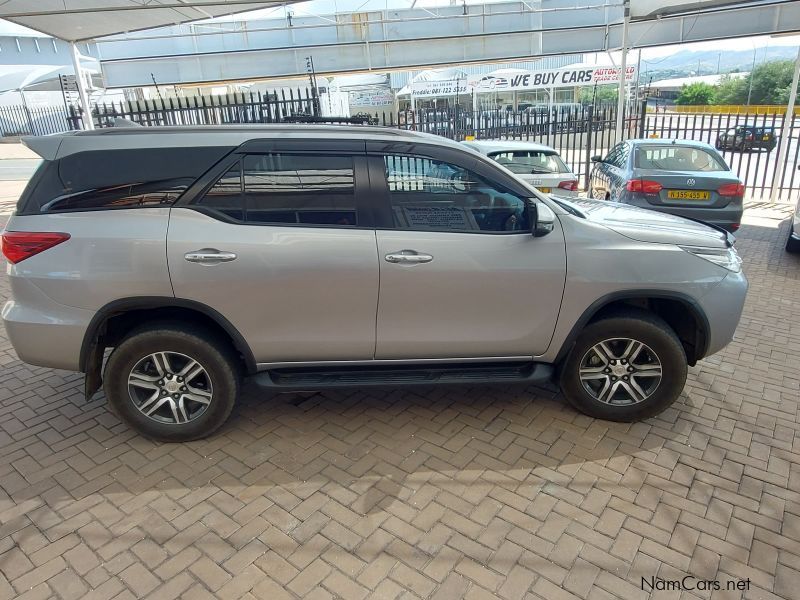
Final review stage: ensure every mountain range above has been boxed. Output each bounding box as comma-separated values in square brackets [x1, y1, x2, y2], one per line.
[640, 45, 798, 82]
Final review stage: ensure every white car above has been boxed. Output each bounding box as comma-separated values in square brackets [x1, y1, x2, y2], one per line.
[462, 140, 579, 196]
[788, 200, 800, 253]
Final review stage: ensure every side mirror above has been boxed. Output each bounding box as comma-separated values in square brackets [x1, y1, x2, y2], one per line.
[590, 155, 603, 163]
[528, 200, 555, 237]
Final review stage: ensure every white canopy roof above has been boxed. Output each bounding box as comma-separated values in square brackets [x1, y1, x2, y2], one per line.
[0, 1, 295, 42]
[0, 63, 102, 94]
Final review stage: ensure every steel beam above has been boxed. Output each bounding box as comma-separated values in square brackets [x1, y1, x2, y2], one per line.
[98, 0, 800, 88]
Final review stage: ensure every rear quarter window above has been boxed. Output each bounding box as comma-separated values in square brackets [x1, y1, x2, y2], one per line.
[17, 146, 233, 215]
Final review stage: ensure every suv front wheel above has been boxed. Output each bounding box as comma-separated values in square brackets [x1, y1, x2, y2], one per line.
[559, 311, 688, 421]
[104, 324, 240, 441]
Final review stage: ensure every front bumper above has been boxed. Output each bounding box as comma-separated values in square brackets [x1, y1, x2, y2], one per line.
[696, 269, 748, 358]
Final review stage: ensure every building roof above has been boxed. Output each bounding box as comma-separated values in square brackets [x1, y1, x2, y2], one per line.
[648, 72, 747, 91]
[0, 1, 301, 42]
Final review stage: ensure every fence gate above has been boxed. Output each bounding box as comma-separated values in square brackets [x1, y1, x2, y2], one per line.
[80, 88, 321, 128]
[642, 110, 799, 200]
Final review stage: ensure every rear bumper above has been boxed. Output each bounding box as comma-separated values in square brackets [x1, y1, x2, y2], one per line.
[620, 195, 743, 232]
[1, 278, 92, 372]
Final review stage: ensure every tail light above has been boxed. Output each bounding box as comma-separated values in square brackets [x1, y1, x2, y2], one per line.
[717, 182, 745, 197]
[2, 231, 70, 264]
[557, 180, 578, 191]
[730, 223, 740, 232]
[626, 179, 663, 194]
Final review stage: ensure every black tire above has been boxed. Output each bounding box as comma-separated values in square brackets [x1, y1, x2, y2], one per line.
[104, 323, 240, 441]
[787, 229, 800, 253]
[559, 311, 687, 421]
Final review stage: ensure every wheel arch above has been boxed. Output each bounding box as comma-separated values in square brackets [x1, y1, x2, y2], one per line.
[80, 297, 257, 377]
[554, 290, 710, 367]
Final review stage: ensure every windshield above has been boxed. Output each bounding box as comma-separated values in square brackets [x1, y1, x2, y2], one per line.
[635, 145, 728, 172]
[488, 150, 569, 174]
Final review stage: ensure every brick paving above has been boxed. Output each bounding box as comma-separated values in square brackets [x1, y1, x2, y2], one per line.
[0, 207, 798, 599]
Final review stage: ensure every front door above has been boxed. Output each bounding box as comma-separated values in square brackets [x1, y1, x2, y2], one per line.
[370, 151, 566, 360]
[168, 151, 379, 364]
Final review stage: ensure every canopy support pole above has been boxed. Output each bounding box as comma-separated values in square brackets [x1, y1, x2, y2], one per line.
[769, 44, 799, 203]
[615, 0, 630, 142]
[70, 42, 94, 130]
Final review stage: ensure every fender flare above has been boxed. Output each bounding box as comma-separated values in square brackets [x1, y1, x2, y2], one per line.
[80, 297, 257, 374]
[553, 290, 711, 365]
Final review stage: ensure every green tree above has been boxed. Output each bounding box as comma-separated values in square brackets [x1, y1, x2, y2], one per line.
[578, 84, 618, 104]
[714, 74, 747, 104]
[747, 60, 794, 104]
[675, 82, 716, 105]
[714, 60, 795, 105]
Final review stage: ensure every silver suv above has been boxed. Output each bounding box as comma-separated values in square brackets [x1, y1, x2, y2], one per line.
[2, 126, 747, 441]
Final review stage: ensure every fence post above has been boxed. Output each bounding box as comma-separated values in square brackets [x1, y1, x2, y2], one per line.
[638, 99, 647, 138]
[583, 105, 594, 192]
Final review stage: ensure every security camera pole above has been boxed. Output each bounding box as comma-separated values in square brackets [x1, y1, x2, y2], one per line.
[770, 44, 799, 202]
[615, 0, 630, 141]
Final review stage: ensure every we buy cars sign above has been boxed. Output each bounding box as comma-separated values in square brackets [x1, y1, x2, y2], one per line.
[470, 65, 636, 92]
[407, 65, 636, 97]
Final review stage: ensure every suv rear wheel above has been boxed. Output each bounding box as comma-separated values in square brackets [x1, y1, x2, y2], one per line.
[559, 312, 687, 421]
[104, 324, 240, 441]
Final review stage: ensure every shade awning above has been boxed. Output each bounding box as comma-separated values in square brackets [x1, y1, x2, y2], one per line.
[0, 63, 103, 94]
[0, 1, 297, 42]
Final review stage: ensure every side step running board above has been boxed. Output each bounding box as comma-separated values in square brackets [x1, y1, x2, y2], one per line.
[252, 362, 553, 390]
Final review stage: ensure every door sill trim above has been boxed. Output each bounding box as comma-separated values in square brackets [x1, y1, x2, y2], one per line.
[251, 361, 553, 390]
[255, 356, 532, 370]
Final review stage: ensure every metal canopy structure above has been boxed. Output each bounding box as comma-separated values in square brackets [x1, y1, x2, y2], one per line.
[0, 1, 299, 129]
[0, 1, 289, 42]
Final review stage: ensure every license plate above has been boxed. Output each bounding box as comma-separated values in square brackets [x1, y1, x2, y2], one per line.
[537, 187, 551, 193]
[667, 190, 710, 200]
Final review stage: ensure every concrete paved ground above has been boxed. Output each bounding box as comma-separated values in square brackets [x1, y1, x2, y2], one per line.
[0, 180, 798, 600]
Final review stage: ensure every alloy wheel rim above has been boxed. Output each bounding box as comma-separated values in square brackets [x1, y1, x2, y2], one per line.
[578, 338, 662, 405]
[127, 351, 213, 424]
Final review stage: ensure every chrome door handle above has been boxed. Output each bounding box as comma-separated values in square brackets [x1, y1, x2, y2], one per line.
[384, 250, 434, 264]
[184, 249, 237, 264]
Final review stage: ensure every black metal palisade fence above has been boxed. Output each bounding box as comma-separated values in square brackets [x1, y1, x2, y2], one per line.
[0, 87, 797, 198]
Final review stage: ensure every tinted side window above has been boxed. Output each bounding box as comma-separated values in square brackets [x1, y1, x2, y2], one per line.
[43, 179, 192, 212]
[604, 144, 622, 167]
[197, 164, 244, 221]
[242, 154, 357, 226]
[383, 155, 528, 233]
[18, 147, 233, 215]
[195, 154, 358, 226]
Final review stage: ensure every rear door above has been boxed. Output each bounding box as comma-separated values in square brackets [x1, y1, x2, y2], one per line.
[168, 141, 380, 364]
[368, 143, 566, 360]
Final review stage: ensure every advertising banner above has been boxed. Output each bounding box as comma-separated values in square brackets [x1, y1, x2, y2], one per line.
[349, 89, 395, 106]
[470, 65, 636, 92]
[408, 79, 471, 98]
[405, 65, 636, 97]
